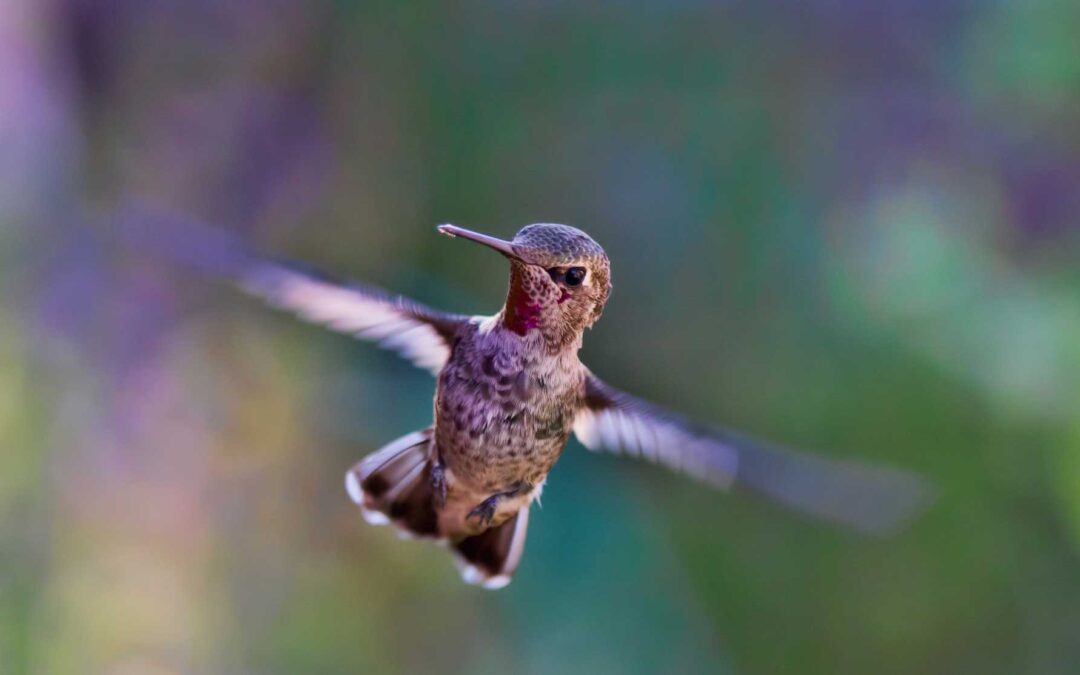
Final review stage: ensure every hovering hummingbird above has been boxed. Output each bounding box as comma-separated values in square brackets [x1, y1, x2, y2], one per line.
[134, 217, 932, 589]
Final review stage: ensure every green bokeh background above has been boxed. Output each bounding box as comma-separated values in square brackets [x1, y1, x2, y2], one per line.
[2, 2, 1080, 673]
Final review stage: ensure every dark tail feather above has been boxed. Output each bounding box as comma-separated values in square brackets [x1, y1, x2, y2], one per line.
[451, 507, 530, 590]
[346, 427, 531, 587]
[345, 429, 440, 539]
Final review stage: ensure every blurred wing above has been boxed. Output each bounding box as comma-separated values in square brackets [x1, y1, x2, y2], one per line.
[574, 374, 934, 535]
[241, 262, 466, 374]
[119, 206, 468, 374]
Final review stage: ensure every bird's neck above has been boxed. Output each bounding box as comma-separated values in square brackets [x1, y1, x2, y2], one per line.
[500, 265, 583, 355]
[502, 270, 542, 336]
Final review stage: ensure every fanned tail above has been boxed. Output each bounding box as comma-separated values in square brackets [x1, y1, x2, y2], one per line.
[345, 428, 532, 587]
[345, 429, 440, 538]
[451, 507, 530, 590]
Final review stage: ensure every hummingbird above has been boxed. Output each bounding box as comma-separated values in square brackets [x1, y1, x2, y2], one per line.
[132, 216, 932, 589]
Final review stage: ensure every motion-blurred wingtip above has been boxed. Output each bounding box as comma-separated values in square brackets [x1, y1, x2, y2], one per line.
[822, 467, 938, 538]
[860, 475, 938, 538]
[114, 201, 253, 278]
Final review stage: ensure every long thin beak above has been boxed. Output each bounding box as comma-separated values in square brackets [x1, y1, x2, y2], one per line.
[437, 224, 521, 260]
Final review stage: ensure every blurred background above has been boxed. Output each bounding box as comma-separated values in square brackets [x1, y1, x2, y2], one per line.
[2, 1, 1080, 673]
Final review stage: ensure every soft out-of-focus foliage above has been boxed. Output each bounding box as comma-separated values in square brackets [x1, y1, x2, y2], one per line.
[2, 2, 1079, 674]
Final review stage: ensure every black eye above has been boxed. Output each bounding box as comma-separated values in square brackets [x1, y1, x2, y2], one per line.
[564, 267, 587, 286]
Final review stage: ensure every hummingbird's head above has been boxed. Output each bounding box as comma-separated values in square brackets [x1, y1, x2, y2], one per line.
[438, 223, 612, 349]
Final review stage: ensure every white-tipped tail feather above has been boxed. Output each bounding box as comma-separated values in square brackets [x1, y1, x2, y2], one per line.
[345, 428, 533, 587]
[450, 506, 530, 589]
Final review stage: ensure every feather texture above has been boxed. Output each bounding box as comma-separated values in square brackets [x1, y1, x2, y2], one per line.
[120, 206, 467, 374]
[575, 374, 934, 534]
[241, 262, 466, 374]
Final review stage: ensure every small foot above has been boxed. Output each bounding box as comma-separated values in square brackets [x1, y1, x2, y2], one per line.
[431, 459, 448, 509]
[467, 495, 499, 528]
[466, 482, 531, 529]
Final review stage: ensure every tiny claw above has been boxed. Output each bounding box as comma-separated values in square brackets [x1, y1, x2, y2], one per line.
[431, 461, 448, 509]
[467, 497, 498, 528]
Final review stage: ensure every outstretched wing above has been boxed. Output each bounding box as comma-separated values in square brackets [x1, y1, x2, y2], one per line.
[241, 261, 466, 373]
[120, 206, 468, 374]
[573, 374, 934, 534]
